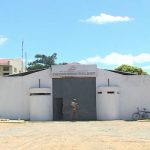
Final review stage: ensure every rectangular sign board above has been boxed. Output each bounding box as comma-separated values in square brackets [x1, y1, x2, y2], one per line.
[52, 64, 97, 78]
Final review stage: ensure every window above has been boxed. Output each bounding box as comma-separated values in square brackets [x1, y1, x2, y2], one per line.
[3, 67, 9, 71]
[3, 73, 9, 76]
[14, 68, 17, 73]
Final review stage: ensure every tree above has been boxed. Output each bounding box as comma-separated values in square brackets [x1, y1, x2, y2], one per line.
[27, 53, 57, 71]
[115, 64, 148, 75]
[59, 62, 68, 65]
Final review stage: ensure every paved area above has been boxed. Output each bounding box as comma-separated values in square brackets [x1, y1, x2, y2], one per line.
[0, 121, 150, 150]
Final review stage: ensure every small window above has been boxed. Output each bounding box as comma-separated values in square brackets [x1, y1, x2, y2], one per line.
[98, 92, 102, 94]
[107, 91, 115, 94]
[14, 68, 17, 73]
[3, 67, 9, 71]
[3, 73, 9, 76]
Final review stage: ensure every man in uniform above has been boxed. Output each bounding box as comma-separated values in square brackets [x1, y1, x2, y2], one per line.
[71, 98, 79, 121]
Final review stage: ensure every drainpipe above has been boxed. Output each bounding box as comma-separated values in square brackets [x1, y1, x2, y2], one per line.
[108, 78, 110, 86]
[39, 79, 41, 88]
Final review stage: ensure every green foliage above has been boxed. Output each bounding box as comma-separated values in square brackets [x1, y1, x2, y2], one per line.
[27, 53, 57, 71]
[115, 64, 148, 75]
[59, 62, 68, 65]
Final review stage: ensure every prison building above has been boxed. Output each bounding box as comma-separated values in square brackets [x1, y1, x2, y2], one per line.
[0, 64, 149, 121]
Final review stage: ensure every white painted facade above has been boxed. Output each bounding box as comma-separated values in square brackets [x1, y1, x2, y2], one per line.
[0, 69, 52, 120]
[29, 88, 52, 121]
[96, 69, 150, 120]
[0, 58, 24, 76]
[0, 65, 150, 121]
[96, 86, 120, 120]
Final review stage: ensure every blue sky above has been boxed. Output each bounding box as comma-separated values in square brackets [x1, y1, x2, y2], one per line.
[0, 0, 150, 72]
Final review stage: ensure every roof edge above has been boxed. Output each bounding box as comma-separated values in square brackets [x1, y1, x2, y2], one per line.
[8, 68, 47, 77]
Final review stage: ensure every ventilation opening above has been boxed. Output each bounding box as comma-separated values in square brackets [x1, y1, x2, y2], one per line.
[117, 91, 120, 94]
[107, 91, 115, 94]
[30, 93, 51, 96]
[97, 92, 102, 94]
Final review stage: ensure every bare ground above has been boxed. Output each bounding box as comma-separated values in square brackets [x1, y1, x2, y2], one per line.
[0, 121, 150, 150]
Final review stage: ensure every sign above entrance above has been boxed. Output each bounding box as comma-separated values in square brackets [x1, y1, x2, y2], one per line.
[52, 64, 97, 78]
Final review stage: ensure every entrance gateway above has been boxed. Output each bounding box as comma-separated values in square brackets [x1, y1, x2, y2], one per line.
[52, 64, 97, 121]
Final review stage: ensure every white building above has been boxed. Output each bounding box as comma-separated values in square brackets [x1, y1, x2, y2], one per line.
[0, 64, 149, 121]
[0, 58, 23, 76]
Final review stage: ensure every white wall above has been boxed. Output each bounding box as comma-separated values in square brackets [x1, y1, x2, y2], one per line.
[1, 67, 150, 121]
[0, 77, 24, 119]
[29, 88, 52, 121]
[0, 69, 52, 120]
[96, 69, 150, 120]
[96, 86, 120, 120]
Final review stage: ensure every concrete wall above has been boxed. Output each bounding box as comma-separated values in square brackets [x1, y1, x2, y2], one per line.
[53, 78, 96, 120]
[96, 69, 150, 120]
[96, 86, 120, 120]
[0, 77, 24, 119]
[0, 67, 150, 121]
[0, 69, 52, 120]
[29, 88, 52, 121]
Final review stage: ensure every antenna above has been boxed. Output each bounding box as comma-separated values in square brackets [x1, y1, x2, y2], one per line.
[21, 40, 24, 73]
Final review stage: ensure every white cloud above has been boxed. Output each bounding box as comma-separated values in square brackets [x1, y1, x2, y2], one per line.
[0, 35, 8, 45]
[79, 56, 102, 64]
[78, 53, 150, 66]
[133, 53, 150, 63]
[81, 13, 132, 24]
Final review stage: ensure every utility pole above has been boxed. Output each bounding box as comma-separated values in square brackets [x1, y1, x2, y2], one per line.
[21, 41, 24, 73]
[25, 52, 27, 72]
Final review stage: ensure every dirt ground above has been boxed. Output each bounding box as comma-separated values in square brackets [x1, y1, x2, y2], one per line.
[0, 121, 150, 150]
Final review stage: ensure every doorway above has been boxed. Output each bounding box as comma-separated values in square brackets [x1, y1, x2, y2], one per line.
[52, 78, 96, 121]
[53, 98, 63, 120]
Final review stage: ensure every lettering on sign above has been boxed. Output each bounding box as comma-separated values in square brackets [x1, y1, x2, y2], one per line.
[52, 65, 96, 78]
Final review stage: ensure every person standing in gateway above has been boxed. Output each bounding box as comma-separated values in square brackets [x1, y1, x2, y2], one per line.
[71, 98, 79, 121]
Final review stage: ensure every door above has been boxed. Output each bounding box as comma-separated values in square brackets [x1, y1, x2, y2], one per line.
[52, 78, 96, 120]
[53, 98, 63, 120]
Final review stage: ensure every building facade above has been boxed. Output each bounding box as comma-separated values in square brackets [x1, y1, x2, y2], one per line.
[0, 64, 150, 121]
[0, 58, 23, 76]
